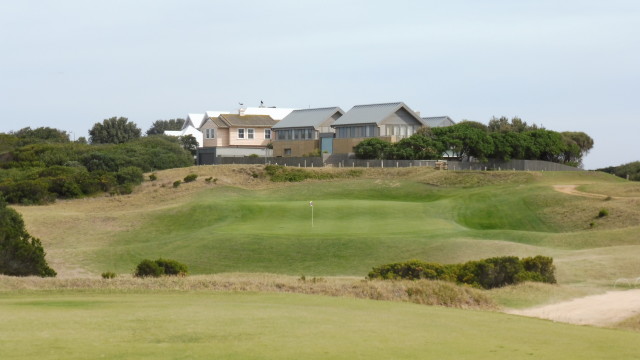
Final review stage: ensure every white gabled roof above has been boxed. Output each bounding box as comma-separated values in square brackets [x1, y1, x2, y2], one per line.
[183, 113, 205, 130]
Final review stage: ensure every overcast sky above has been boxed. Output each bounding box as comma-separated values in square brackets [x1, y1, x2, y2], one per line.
[1, 0, 638, 169]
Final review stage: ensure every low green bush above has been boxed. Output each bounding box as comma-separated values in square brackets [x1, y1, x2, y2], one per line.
[101, 271, 117, 279]
[183, 174, 198, 183]
[598, 208, 609, 218]
[368, 256, 556, 289]
[149, 173, 157, 181]
[133, 258, 188, 278]
[134, 259, 165, 278]
[173, 180, 181, 188]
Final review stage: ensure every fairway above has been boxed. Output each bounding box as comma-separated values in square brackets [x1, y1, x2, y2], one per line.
[1, 290, 639, 360]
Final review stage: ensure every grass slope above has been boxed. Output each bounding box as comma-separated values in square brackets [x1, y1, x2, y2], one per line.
[15, 166, 640, 285]
[1, 291, 639, 360]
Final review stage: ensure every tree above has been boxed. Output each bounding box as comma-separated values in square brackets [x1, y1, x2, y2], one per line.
[13, 127, 70, 145]
[146, 118, 185, 136]
[389, 134, 445, 160]
[89, 117, 141, 144]
[179, 135, 198, 157]
[432, 122, 494, 161]
[523, 129, 566, 162]
[0, 198, 56, 277]
[354, 138, 392, 159]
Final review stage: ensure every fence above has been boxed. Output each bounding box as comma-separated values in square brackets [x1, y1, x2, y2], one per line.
[204, 156, 582, 172]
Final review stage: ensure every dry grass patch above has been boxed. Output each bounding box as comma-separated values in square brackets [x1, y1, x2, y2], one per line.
[0, 274, 496, 310]
[419, 170, 536, 187]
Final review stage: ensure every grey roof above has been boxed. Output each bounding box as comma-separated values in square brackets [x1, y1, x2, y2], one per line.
[421, 116, 456, 128]
[332, 102, 424, 126]
[272, 107, 344, 129]
[216, 114, 277, 128]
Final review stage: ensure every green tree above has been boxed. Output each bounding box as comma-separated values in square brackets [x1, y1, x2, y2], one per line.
[354, 138, 392, 159]
[146, 118, 186, 136]
[0, 198, 56, 277]
[89, 117, 141, 144]
[523, 129, 566, 162]
[389, 134, 444, 160]
[13, 127, 70, 145]
[433, 122, 494, 161]
[179, 134, 198, 157]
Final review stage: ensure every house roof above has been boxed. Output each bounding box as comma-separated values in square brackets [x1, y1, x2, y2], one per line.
[201, 111, 229, 127]
[183, 114, 205, 130]
[273, 107, 344, 129]
[421, 116, 456, 128]
[331, 102, 424, 126]
[217, 114, 277, 128]
[241, 107, 296, 120]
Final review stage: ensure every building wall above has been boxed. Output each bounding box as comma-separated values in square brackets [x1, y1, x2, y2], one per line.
[201, 121, 227, 147]
[272, 139, 320, 157]
[228, 127, 272, 147]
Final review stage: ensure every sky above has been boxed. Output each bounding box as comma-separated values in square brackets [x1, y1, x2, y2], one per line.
[1, 0, 638, 169]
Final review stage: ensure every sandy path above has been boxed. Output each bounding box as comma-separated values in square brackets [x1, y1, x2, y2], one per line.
[506, 290, 640, 326]
[552, 184, 612, 199]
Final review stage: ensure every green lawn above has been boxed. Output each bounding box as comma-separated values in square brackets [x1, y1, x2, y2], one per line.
[1, 291, 638, 360]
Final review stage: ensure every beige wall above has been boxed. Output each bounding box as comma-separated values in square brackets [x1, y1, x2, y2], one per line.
[272, 140, 319, 157]
[228, 127, 272, 147]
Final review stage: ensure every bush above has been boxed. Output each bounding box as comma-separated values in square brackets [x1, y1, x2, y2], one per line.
[134, 259, 165, 277]
[133, 258, 188, 278]
[149, 173, 157, 181]
[173, 180, 181, 188]
[116, 166, 144, 185]
[101, 271, 117, 279]
[183, 174, 198, 183]
[598, 209, 609, 218]
[368, 256, 556, 289]
[155, 258, 188, 276]
[0, 199, 56, 277]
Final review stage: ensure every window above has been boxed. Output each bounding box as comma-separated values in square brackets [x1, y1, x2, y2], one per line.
[238, 128, 245, 139]
[205, 128, 215, 139]
[284, 148, 292, 156]
[247, 128, 254, 139]
[265, 129, 271, 139]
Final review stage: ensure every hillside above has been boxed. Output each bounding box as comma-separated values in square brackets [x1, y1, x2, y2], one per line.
[14, 165, 640, 286]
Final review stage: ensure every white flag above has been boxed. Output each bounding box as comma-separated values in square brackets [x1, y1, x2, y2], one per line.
[309, 201, 313, 207]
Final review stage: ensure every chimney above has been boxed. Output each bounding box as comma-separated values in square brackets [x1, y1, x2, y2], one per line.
[239, 107, 246, 116]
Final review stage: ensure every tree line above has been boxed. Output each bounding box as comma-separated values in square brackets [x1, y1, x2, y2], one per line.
[0, 117, 196, 205]
[354, 117, 594, 167]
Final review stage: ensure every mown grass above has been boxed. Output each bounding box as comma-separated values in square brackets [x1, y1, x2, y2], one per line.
[1, 290, 639, 360]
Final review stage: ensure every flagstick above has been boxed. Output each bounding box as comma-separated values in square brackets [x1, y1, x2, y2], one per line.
[311, 204, 314, 227]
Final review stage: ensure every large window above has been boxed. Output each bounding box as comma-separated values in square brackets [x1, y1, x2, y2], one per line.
[336, 125, 377, 138]
[205, 128, 215, 139]
[247, 128, 254, 139]
[275, 128, 314, 140]
[265, 129, 271, 139]
[238, 128, 245, 139]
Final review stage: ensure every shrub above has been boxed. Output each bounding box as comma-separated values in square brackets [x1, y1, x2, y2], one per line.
[173, 180, 181, 188]
[155, 258, 188, 276]
[0, 199, 56, 277]
[133, 258, 188, 278]
[134, 259, 164, 277]
[116, 166, 144, 185]
[598, 209, 609, 218]
[101, 271, 117, 279]
[149, 173, 157, 181]
[368, 256, 556, 289]
[183, 174, 198, 183]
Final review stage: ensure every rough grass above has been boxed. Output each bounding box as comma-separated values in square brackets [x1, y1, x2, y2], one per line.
[0, 274, 495, 310]
[1, 290, 639, 360]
